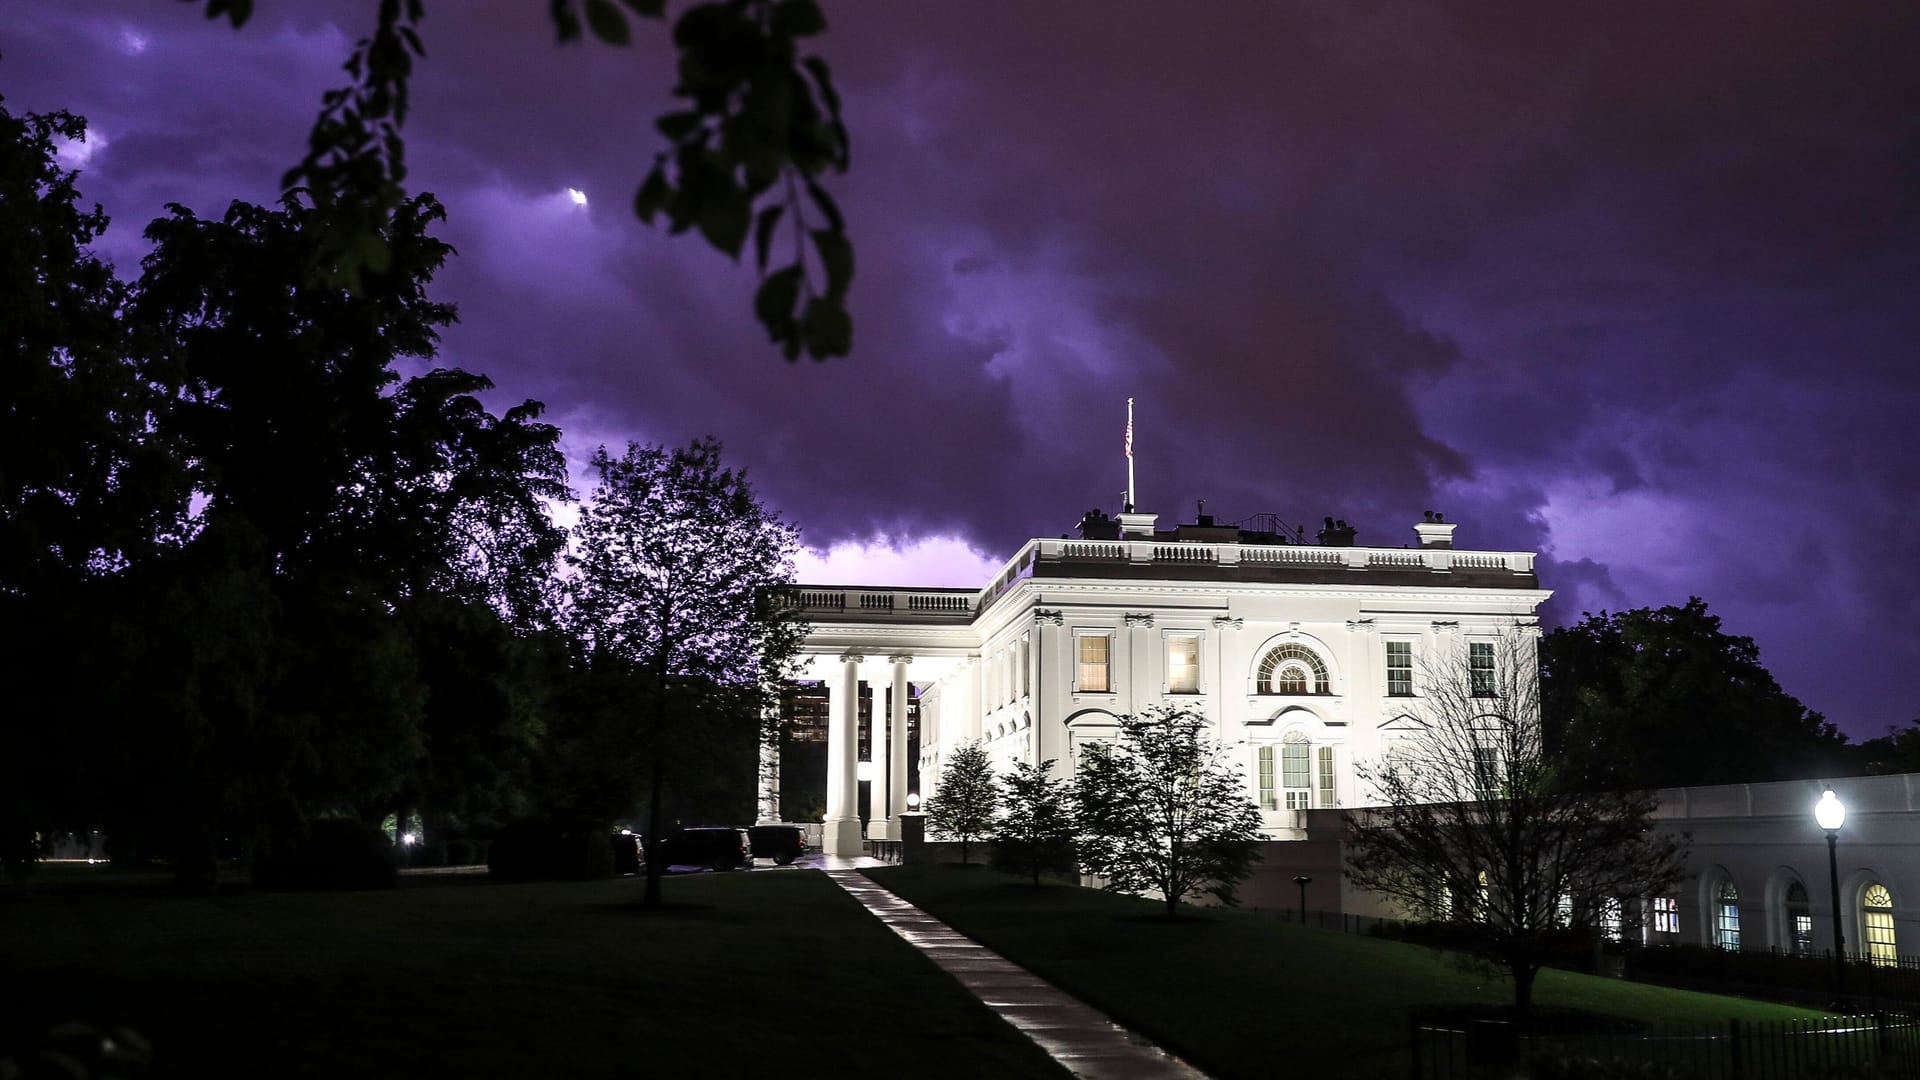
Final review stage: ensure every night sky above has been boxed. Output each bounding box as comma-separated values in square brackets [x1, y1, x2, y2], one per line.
[6, 2, 1917, 739]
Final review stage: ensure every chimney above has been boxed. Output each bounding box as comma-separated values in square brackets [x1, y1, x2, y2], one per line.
[1316, 516, 1358, 547]
[1413, 510, 1457, 549]
[1117, 510, 1159, 538]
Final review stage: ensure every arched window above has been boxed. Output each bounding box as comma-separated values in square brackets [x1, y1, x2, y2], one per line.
[1785, 882, 1813, 957]
[1864, 883, 1897, 966]
[1257, 645, 1329, 695]
[1281, 732, 1312, 809]
[1714, 880, 1741, 951]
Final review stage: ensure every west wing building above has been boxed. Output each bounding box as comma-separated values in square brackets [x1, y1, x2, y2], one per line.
[772, 507, 1549, 856]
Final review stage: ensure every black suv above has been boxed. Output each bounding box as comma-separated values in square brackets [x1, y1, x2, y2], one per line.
[657, 827, 753, 871]
[747, 824, 808, 866]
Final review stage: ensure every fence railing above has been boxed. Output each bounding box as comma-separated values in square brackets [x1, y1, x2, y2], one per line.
[1411, 1010, 1920, 1079]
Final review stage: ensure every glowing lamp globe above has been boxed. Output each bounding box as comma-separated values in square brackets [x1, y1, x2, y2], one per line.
[856, 760, 875, 783]
[1815, 789, 1846, 832]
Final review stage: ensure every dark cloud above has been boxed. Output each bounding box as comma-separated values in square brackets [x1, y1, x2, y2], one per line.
[5, 1, 1917, 738]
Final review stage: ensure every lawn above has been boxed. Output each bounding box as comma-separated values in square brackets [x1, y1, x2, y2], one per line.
[0, 865, 1068, 1079]
[866, 864, 1832, 1080]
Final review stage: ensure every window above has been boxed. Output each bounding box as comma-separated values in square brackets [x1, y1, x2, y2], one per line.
[1257, 644, 1329, 695]
[1864, 883, 1897, 966]
[1602, 898, 1625, 943]
[1653, 896, 1679, 935]
[1166, 633, 1200, 694]
[1316, 745, 1336, 808]
[1257, 745, 1277, 811]
[1713, 880, 1740, 951]
[1281, 734, 1312, 809]
[1386, 641, 1413, 697]
[1469, 641, 1496, 698]
[1469, 720, 1502, 797]
[1786, 882, 1813, 957]
[1651, 891, 1681, 933]
[1077, 633, 1111, 693]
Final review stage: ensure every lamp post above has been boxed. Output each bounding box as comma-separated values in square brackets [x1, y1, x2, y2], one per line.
[1815, 788, 1848, 1010]
[1293, 875, 1313, 925]
[856, 760, 875, 827]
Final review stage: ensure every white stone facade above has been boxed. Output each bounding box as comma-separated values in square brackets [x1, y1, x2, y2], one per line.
[780, 511, 1550, 855]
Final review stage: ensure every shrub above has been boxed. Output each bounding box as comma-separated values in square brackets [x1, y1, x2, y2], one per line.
[252, 819, 398, 891]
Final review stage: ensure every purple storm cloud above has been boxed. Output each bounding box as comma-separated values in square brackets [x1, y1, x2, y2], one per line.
[5, 1, 1916, 738]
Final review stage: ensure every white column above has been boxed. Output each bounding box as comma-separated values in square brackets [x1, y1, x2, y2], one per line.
[886, 655, 913, 834]
[824, 652, 864, 855]
[867, 659, 893, 842]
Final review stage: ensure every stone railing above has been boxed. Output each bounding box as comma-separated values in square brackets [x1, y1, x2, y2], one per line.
[781, 587, 977, 620]
[1024, 537, 1535, 574]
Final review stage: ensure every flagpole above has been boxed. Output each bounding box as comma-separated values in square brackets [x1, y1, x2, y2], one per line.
[1125, 397, 1136, 512]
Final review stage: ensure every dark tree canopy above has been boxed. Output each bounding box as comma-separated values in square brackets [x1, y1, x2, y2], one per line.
[991, 758, 1077, 886]
[565, 438, 804, 905]
[1074, 706, 1264, 919]
[1540, 598, 1848, 790]
[924, 742, 999, 866]
[192, 0, 855, 360]
[0, 100, 185, 597]
[1349, 632, 1688, 1019]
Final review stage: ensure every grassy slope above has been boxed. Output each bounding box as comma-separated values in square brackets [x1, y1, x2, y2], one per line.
[867, 865, 1829, 1080]
[1, 867, 1067, 1080]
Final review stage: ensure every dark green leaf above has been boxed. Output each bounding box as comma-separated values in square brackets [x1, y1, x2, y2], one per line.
[753, 204, 784, 270]
[655, 111, 703, 141]
[697, 187, 751, 258]
[803, 177, 843, 231]
[633, 164, 672, 224]
[810, 228, 852, 299]
[800, 296, 851, 359]
[754, 265, 804, 337]
[619, 0, 667, 16]
[550, 0, 583, 42]
[584, 0, 631, 45]
[772, 0, 827, 39]
[801, 56, 842, 119]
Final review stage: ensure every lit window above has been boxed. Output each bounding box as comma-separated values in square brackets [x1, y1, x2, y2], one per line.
[1386, 641, 1413, 697]
[1786, 882, 1813, 957]
[1077, 633, 1110, 693]
[1469, 641, 1496, 698]
[1602, 897, 1624, 942]
[1653, 896, 1679, 935]
[1316, 745, 1336, 808]
[1258, 644, 1329, 695]
[1714, 880, 1740, 951]
[1166, 634, 1200, 694]
[1864, 883, 1897, 966]
[1257, 745, 1277, 810]
[1282, 734, 1312, 809]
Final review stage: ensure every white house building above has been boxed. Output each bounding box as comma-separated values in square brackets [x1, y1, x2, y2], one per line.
[764, 505, 1550, 857]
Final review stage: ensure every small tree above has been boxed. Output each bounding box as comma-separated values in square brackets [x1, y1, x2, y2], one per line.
[992, 759, 1077, 885]
[1346, 629, 1687, 1021]
[1075, 706, 1264, 919]
[925, 743, 998, 865]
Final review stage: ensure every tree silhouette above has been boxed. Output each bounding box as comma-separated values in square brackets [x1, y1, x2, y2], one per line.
[565, 438, 804, 907]
[1347, 630, 1687, 1021]
[925, 743, 998, 866]
[992, 759, 1076, 886]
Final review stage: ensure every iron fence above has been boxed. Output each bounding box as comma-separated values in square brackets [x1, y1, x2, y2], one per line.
[1411, 1010, 1920, 1079]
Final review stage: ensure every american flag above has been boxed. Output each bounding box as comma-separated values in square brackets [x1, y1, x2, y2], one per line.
[1125, 398, 1134, 458]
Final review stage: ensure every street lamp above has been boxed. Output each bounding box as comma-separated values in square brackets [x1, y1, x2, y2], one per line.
[856, 760, 876, 826]
[906, 792, 921, 810]
[1293, 875, 1313, 925]
[1815, 788, 1849, 1010]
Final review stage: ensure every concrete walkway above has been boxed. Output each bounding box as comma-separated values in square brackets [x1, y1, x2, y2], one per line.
[824, 868, 1211, 1080]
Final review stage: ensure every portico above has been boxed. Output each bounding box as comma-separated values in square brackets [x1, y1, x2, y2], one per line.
[760, 598, 974, 855]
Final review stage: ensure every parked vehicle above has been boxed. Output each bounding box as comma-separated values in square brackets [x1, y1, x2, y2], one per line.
[747, 824, 808, 866]
[609, 830, 642, 875]
[657, 827, 753, 871]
